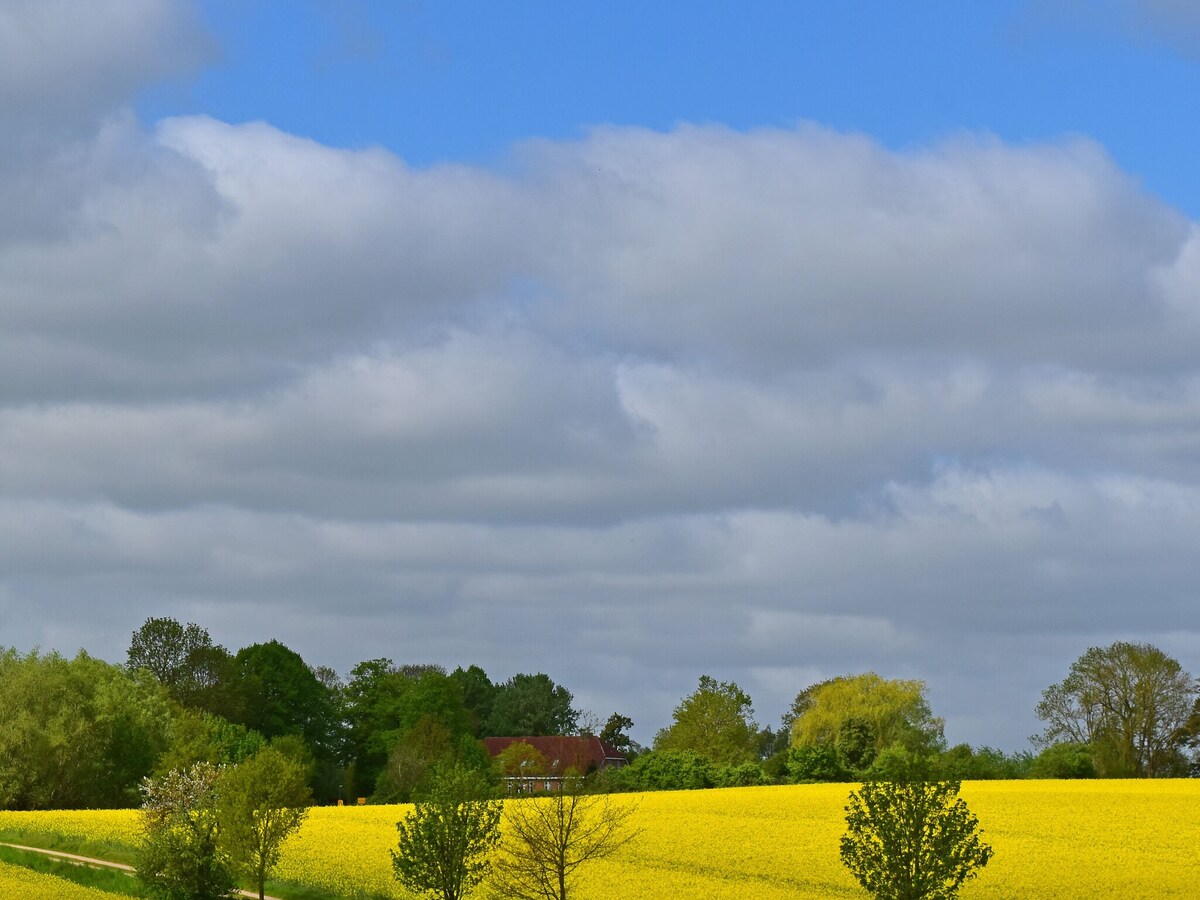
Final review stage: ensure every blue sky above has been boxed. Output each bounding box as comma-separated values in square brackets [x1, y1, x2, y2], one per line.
[142, 1, 1200, 213]
[3, 0, 1200, 751]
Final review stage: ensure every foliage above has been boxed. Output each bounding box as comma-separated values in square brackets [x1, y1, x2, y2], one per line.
[494, 741, 550, 779]
[217, 746, 312, 900]
[392, 763, 502, 900]
[841, 776, 993, 900]
[612, 750, 714, 791]
[791, 673, 945, 757]
[157, 709, 266, 774]
[486, 673, 579, 738]
[232, 641, 340, 798]
[136, 762, 236, 900]
[1035, 641, 1196, 777]
[449, 666, 498, 739]
[1029, 741, 1096, 779]
[0, 649, 174, 810]
[935, 745, 1033, 781]
[787, 744, 850, 783]
[345, 660, 476, 799]
[376, 718, 491, 804]
[599, 713, 639, 758]
[653, 675, 760, 765]
[489, 776, 638, 900]
[127, 618, 237, 718]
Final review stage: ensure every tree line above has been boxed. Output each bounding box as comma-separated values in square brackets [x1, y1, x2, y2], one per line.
[2, 617, 1197, 813]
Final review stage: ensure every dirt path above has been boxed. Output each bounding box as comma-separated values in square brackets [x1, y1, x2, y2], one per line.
[0, 842, 284, 900]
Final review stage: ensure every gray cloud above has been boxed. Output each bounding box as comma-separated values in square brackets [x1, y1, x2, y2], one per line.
[2, 20, 1200, 747]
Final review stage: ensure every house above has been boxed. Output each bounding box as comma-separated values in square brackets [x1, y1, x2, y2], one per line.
[484, 735, 628, 793]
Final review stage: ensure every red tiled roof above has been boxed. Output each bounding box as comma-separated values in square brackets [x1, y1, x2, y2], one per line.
[483, 735, 628, 773]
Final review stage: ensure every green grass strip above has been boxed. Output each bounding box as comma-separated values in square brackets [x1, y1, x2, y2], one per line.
[0, 844, 148, 897]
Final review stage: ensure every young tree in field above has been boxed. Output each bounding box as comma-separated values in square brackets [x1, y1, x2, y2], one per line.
[392, 763, 503, 900]
[840, 771, 992, 900]
[217, 746, 312, 900]
[136, 762, 237, 900]
[489, 775, 639, 900]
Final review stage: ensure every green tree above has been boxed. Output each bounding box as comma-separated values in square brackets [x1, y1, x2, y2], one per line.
[791, 673, 944, 757]
[599, 713, 639, 758]
[0, 649, 173, 810]
[840, 774, 993, 900]
[653, 675, 759, 765]
[486, 673, 579, 738]
[392, 763, 502, 900]
[1035, 641, 1196, 777]
[136, 762, 236, 900]
[344, 660, 476, 798]
[217, 746, 312, 900]
[489, 775, 638, 900]
[450, 665, 498, 738]
[231, 640, 340, 797]
[127, 617, 238, 718]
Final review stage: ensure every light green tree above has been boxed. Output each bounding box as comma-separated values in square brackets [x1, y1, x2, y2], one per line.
[791, 673, 944, 757]
[653, 675, 759, 765]
[217, 746, 312, 900]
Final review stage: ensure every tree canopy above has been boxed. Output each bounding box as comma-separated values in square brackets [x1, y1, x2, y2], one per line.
[653, 675, 760, 765]
[1036, 641, 1196, 777]
[791, 673, 945, 758]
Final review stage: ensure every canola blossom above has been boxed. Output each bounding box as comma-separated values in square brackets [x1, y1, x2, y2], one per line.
[1, 780, 1198, 898]
[0, 860, 127, 899]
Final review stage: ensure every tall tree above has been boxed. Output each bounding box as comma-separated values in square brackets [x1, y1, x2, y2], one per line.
[449, 665, 497, 738]
[486, 673, 579, 738]
[344, 659, 475, 797]
[653, 675, 759, 765]
[1036, 641, 1196, 777]
[232, 641, 340, 798]
[127, 617, 237, 717]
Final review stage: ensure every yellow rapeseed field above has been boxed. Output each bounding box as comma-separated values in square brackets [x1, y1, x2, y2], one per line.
[0, 860, 125, 899]
[1, 780, 1198, 898]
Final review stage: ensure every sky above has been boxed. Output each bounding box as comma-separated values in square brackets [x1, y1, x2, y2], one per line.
[2, 0, 1199, 751]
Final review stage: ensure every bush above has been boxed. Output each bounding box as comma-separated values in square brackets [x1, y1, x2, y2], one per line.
[612, 751, 714, 791]
[136, 763, 236, 900]
[712, 762, 769, 788]
[1030, 742, 1096, 779]
[787, 745, 849, 783]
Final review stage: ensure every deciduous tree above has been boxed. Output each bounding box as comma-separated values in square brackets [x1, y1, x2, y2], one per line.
[490, 775, 638, 900]
[792, 673, 944, 757]
[392, 763, 502, 900]
[653, 675, 759, 765]
[1035, 641, 1196, 777]
[136, 762, 236, 900]
[840, 772, 992, 900]
[217, 746, 312, 900]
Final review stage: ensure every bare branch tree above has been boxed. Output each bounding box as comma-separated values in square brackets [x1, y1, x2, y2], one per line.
[489, 775, 639, 900]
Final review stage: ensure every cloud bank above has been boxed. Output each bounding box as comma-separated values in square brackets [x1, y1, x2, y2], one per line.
[3, 1, 1200, 748]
